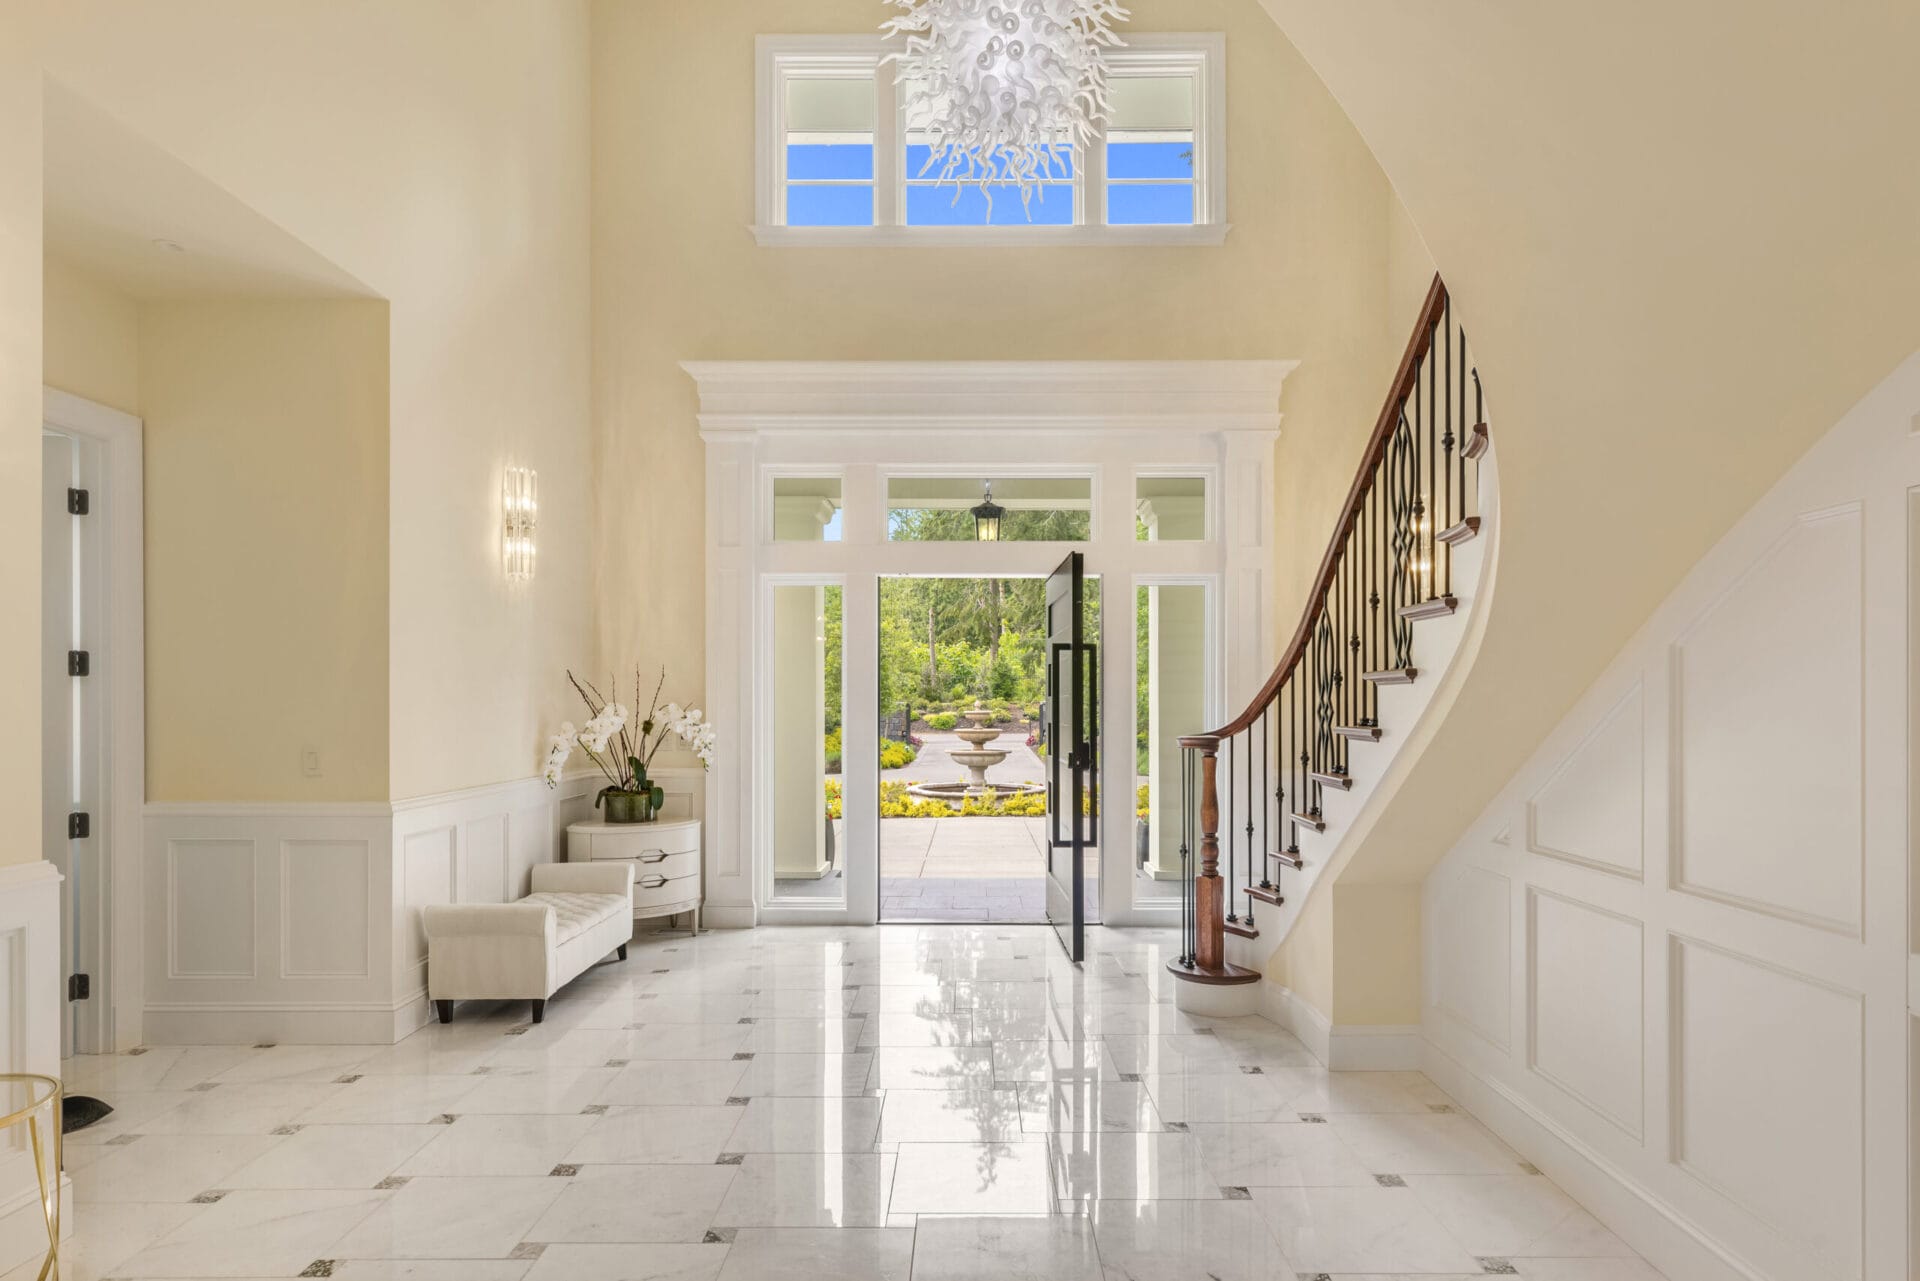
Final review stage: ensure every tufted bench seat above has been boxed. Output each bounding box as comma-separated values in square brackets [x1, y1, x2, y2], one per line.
[422, 861, 634, 1024]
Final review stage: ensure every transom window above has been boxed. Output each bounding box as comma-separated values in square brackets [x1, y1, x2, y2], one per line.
[755, 34, 1226, 246]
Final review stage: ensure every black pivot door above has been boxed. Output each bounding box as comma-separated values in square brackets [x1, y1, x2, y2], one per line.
[1044, 551, 1096, 962]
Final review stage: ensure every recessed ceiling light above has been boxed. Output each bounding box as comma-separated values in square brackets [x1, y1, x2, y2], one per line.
[151, 238, 186, 254]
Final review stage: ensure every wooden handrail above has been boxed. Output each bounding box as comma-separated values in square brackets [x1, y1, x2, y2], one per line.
[1198, 272, 1450, 740]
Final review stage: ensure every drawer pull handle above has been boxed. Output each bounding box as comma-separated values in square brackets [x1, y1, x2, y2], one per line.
[637, 873, 669, 889]
[636, 850, 670, 863]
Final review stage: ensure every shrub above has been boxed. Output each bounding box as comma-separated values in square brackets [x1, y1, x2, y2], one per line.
[1136, 783, 1150, 819]
[824, 778, 843, 819]
[824, 727, 842, 775]
[878, 738, 918, 770]
[926, 712, 958, 731]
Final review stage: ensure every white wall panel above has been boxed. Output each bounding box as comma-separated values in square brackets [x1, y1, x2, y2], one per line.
[168, 838, 256, 978]
[1434, 861, 1510, 1049]
[462, 813, 508, 905]
[1421, 352, 1918, 1281]
[1529, 888, 1642, 1135]
[401, 826, 455, 968]
[1528, 682, 1643, 877]
[1673, 504, 1863, 933]
[1672, 936, 1862, 1279]
[281, 840, 371, 978]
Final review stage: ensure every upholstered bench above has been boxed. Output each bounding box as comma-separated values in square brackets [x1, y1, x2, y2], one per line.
[422, 861, 634, 1024]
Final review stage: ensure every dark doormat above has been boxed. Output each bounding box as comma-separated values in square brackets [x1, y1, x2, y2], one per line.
[61, 1095, 113, 1134]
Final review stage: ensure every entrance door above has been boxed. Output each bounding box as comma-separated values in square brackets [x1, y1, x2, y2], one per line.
[1044, 551, 1095, 961]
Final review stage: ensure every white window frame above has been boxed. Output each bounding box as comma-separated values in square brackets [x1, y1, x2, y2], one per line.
[753, 33, 1228, 248]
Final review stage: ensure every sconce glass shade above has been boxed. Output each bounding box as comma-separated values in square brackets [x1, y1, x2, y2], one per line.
[971, 483, 1005, 542]
[503, 466, 538, 580]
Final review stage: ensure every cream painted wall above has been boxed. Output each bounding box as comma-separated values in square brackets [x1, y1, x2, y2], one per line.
[592, 0, 1421, 722]
[139, 299, 390, 801]
[43, 255, 139, 416]
[1253, 0, 1920, 1022]
[0, 37, 43, 864]
[12, 0, 596, 804]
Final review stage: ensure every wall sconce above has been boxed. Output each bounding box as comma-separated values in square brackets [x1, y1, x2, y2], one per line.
[503, 465, 538, 580]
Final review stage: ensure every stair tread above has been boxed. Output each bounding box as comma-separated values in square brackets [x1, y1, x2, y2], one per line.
[1243, 885, 1284, 906]
[1165, 958, 1262, 985]
[1223, 919, 1260, 939]
[1309, 770, 1352, 790]
[1290, 811, 1327, 833]
[1463, 421, 1490, 460]
[1438, 517, 1481, 545]
[1336, 724, 1382, 741]
[1362, 668, 1418, 685]
[1398, 595, 1458, 621]
[1269, 850, 1305, 870]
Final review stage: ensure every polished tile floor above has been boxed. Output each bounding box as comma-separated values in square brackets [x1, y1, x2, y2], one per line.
[35, 925, 1669, 1281]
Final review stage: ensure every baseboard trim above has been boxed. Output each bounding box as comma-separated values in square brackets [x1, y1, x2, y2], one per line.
[703, 903, 757, 929]
[1421, 1034, 1763, 1281]
[1258, 981, 1420, 1069]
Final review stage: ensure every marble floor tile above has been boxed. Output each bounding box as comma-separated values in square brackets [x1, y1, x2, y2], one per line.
[715, 1226, 913, 1281]
[50, 925, 1666, 1281]
[1052, 1131, 1224, 1203]
[72, 1132, 284, 1203]
[398, 1112, 599, 1177]
[1254, 1184, 1481, 1275]
[523, 1241, 730, 1281]
[1403, 1172, 1585, 1257]
[1187, 1121, 1378, 1188]
[597, 1058, 750, 1106]
[1018, 1081, 1166, 1133]
[711, 1152, 897, 1228]
[876, 1088, 1029, 1147]
[1328, 1112, 1527, 1176]
[527, 1164, 737, 1242]
[1088, 1198, 1298, 1281]
[909, 1214, 1102, 1281]
[889, 1141, 1055, 1215]
[334, 1175, 566, 1258]
[726, 1095, 885, 1153]
[564, 1104, 744, 1164]
[225, 1122, 443, 1190]
[866, 1046, 997, 1090]
[457, 1065, 621, 1115]
[732, 1052, 875, 1098]
[117, 1187, 387, 1277]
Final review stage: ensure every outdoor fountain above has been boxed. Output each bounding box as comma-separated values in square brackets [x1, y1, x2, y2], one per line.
[907, 703, 1047, 803]
[949, 704, 1012, 798]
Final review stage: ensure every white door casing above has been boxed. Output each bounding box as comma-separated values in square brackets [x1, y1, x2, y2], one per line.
[685, 361, 1295, 928]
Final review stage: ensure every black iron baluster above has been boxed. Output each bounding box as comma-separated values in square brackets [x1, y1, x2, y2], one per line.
[1262, 702, 1276, 891]
[1224, 736, 1236, 924]
[1244, 718, 1255, 918]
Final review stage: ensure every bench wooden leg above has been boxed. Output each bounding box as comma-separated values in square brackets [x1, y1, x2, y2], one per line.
[531, 998, 546, 1024]
[616, 943, 628, 961]
[435, 999, 453, 1024]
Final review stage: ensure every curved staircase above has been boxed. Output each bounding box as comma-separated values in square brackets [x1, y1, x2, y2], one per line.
[1167, 274, 1494, 1003]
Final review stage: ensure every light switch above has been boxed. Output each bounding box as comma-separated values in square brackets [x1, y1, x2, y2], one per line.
[301, 745, 323, 777]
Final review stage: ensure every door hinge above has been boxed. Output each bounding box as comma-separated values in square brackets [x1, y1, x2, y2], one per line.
[67, 973, 90, 1002]
[68, 650, 89, 677]
[68, 811, 90, 840]
[67, 487, 89, 516]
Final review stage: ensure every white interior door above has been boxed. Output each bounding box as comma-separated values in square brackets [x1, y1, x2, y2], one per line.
[42, 433, 79, 1058]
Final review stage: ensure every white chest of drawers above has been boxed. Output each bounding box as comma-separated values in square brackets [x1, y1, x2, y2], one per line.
[565, 818, 702, 936]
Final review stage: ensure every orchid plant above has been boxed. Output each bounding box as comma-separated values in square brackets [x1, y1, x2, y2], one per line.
[543, 668, 715, 816]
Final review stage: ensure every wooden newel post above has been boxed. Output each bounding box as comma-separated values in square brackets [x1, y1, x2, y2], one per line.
[1181, 735, 1224, 970]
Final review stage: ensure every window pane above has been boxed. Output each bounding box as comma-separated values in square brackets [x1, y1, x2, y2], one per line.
[772, 584, 843, 906]
[906, 183, 1074, 226]
[788, 144, 874, 181]
[773, 477, 843, 542]
[788, 76, 874, 133]
[787, 184, 875, 227]
[1135, 476, 1207, 541]
[1107, 183, 1194, 226]
[1107, 140, 1193, 180]
[905, 143, 1074, 180]
[1135, 583, 1205, 906]
[1109, 75, 1195, 133]
[887, 476, 1091, 541]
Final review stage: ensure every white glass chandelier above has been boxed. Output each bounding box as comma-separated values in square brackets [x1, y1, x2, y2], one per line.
[882, 0, 1129, 217]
